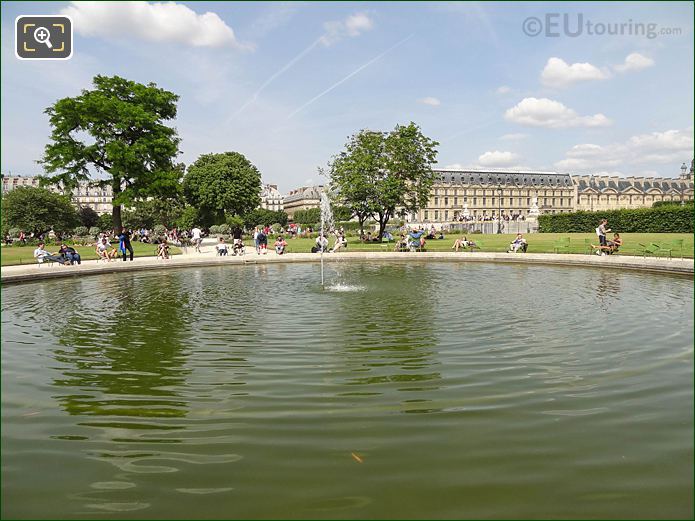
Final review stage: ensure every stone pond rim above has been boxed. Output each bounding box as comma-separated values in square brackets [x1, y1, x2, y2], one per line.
[1, 252, 692, 285]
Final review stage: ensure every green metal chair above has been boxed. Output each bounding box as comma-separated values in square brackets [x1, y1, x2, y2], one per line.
[553, 237, 571, 254]
[670, 239, 684, 259]
[652, 243, 673, 259]
[637, 243, 657, 257]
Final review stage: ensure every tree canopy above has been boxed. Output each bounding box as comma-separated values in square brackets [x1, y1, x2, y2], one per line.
[328, 122, 439, 237]
[183, 152, 262, 226]
[2, 186, 79, 236]
[40, 74, 183, 231]
[243, 208, 288, 228]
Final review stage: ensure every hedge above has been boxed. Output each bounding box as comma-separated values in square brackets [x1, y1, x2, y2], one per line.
[538, 206, 694, 233]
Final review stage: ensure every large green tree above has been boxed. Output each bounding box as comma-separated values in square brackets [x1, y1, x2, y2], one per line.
[329, 122, 439, 238]
[243, 208, 288, 228]
[327, 131, 382, 236]
[2, 186, 79, 236]
[40, 75, 182, 231]
[183, 152, 262, 226]
[123, 198, 184, 229]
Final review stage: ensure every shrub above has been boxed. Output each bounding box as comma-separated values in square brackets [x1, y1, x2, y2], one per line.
[218, 224, 230, 234]
[88, 226, 101, 237]
[538, 206, 694, 233]
[8, 227, 21, 238]
[271, 223, 282, 233]
[74, 226, 89, 236]
[209, 225, 220, 235]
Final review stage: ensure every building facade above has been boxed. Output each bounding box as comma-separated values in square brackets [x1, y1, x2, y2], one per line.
[283, 185, 324, 219]
[412, 169, 576, 223]
[1, 174, 114, 215]
[411, 162, 694, 224]
[259, 184, 284, 212]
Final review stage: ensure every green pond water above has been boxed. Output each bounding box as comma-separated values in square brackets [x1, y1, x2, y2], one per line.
[1, 262, 693, 519]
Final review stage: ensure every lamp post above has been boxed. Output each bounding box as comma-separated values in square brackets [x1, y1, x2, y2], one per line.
[496, 185, 503, 234]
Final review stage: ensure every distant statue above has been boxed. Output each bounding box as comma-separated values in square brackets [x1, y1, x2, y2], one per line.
[528, 196, 540, 219]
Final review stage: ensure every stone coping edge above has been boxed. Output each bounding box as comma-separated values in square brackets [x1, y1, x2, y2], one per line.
[1, 252, 692, 285]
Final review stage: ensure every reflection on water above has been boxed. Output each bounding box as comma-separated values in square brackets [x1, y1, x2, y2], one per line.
[2, 263, 693, 519]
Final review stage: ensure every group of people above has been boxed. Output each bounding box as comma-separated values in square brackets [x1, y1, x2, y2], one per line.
[592, 219, 622, 255]
[33, 242, 82, 265]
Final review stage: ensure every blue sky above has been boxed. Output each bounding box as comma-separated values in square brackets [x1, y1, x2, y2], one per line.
[2, 1, 693, 192]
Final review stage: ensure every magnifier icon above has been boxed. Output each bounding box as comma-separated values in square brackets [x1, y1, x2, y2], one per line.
[33, 26, 53, 49]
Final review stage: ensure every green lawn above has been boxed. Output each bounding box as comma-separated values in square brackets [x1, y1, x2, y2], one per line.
[250, 233, 693, 257]
[3, 233, 690, 266]
[1, 241, 182, 266]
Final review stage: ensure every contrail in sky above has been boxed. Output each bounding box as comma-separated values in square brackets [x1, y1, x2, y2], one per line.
[229, 36, 323, 122]
[287, 34, 414, 119]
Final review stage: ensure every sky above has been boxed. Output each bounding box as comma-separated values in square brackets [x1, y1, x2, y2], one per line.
[2, 1, 693, 193]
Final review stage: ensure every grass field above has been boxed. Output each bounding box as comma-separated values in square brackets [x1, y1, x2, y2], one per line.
[243, 232, 693, 257]
[1, 241, 182, 266]
[2, 233, 691, 266]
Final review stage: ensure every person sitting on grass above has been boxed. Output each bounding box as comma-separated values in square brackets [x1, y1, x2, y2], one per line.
[216, 237, 228, 256]
[95, 238, 118, 261]
[58, 243, 81, 265]
[157, 240, 170, 259]
[34, 242, 69, 265]
[452, 236, 475, 252]
[275, 236, 288, 255]
[507, 233, 528, 253]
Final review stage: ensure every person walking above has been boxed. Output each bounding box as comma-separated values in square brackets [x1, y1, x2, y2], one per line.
[191, 226, 202, 253]
[118, 227, 134, 261]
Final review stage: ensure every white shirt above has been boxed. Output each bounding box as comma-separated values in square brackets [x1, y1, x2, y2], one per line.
[34, 248, 49, 260]
[191, 228, 202, 240]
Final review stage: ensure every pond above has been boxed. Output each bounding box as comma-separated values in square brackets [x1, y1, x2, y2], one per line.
[1, 262, 693, 519]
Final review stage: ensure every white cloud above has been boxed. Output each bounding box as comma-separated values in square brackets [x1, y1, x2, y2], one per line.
[496, 86, 511, 94]
[419, 96, 441, 107]
[541, 57, 609, 88]
[62, 1, 247, 48]
[445, 163, 466, 169]
[554, 128, 694, 171]
[504, 97, 612, 128]
[614, 53, 655, 73]
[500, 133, 528, 141]
[477, 150, 521, 168]
[321, 12, 374, 46]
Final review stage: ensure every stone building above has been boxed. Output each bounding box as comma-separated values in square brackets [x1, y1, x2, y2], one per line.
[411, 162, 694, 224]
[573, 174, 693, 212]
[411, 169, 575, 223]
[260, 184, 284, 212]
[1, 174, 114, 215]
[283, 185, 324, 219]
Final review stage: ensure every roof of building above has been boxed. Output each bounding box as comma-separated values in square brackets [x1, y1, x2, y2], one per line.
[283, 185, 324, 204]
[434, 169, 573, 187]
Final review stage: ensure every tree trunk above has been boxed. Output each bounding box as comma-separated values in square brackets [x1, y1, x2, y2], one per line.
[377, 210, 391, 239]
[112, 181, 122, 232]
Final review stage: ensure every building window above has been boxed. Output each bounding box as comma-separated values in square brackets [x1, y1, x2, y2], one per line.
[445, 210, 449, 220]
[509, 198, 513, 206]
[424, 211, 429, 220]
[434, 197, 439, 205]
[473, 197, 477, 205]
[444, 197, 449, 206]
[434, 210, 439, 220]
[552, 198, 556, 206]
[454, 197, 458, 206]
[482, 197, 486, 206]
